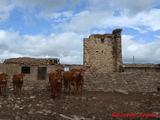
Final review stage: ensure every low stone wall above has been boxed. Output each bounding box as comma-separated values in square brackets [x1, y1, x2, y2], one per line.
[84, 72, 160, 92]
[0, 64, 21, 81]
[1, 63, 159, 92]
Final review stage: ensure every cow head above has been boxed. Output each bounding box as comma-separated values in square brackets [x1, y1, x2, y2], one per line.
[55, 69, 64, 77]
[71, 68, 85, 78]
[0, 73, 8, 83]
[79, 69, 85, 76]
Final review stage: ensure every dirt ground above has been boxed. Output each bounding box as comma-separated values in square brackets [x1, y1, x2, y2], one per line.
[0, 80, 160, 120]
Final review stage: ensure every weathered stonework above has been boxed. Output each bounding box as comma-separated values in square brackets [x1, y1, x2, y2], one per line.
[84, 72, 160, 92]
[84, 28, 160, 92]
[84, 29, 122, 73]
[4, 57, 60, 66]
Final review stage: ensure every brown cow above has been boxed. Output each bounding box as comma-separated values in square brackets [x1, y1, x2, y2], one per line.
[71, 68, 85, 94]
[63, 68, 85, 94]
[12, 73, 25, 95]
[63, 71, 73, 94]
[0, 73, 8, 96]
[48, 69, 63, 98]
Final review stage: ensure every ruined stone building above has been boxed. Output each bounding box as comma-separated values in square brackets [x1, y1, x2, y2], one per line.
[84, 29, 160, 73]
[0, 57, 83, 81]
[0, 57, 61, 81]
[84, 29, 122, 73]
[84, 29, 160, 92]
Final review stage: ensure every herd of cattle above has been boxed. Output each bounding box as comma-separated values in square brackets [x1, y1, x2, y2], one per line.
[49, 68, 85, 98]
[0, 68, 85, 98]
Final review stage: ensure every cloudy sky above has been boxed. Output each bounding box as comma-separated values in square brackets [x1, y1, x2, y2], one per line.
[0, 0, 160, 64]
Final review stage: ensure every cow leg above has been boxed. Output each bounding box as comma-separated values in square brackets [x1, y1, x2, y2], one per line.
[69, 81, 72, 95]
[4, 83, 8, 97]
[79, 85, 82, 95]
[64, 83, 67, 94]
[55, 88, 57, 97]
[1, 85, 3, 96]
[13, 83, 16, 94]
[73, 81, 76, 94]
[18, 84, 21, 96]
[58, 84, 62, 97]
[0, 86, 2, 95]
[14, 85, 17, 95]
[67, 81, 70, 94]
[18, 86, 20, 96]
[71, 80, 75, 95]
[2, 85, 4, 96]
[51, 85, 55, 98]
[63, 80, 68, 94]
[52, 89, 55, 98]
[17, 87, 19, 96]
[2, 85, 7, 97]
[19, 84, 23, 96]
[15, 85, 18, 95]
[75, 83, 77, 94]
[1, 85, 4, 95]
[76, 84, 79, 94]
[4, 85, 7, 97]
[16, 85, 18, 95]
[50, 84, 53, 97]
[19, 87, 21, 96]
[15, 85, 17, 95]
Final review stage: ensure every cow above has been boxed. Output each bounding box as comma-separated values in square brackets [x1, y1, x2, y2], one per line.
[48, 69, 63, 98]
[63, 71, 73, 94]
[70, 68, 85, 94]
[63, 68, 85, 94]
[0, 73, 8, 96]
[12, 73, 25, 95]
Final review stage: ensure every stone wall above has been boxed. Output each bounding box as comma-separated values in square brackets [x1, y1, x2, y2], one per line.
[84, 72, 160, 92]
[0, 63, 160, 92]
[0, 64, 21, 81]
[4, 57, 60, 66]
[84, 35, 115, 73]
[0, 64, 83, 82]
[83, 29, 122, 73]
[0, 64, 38, 82]
[123, 64, 160, 72]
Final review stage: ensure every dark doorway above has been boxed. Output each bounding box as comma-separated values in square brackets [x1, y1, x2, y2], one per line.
[38, 67, 47, 80]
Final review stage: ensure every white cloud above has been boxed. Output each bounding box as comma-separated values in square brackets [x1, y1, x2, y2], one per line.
[87, 0, 159, 14]
[56, 11, 112, 33]
[0, 30, 83, 64]
[0, 0, 79, 20]
[56, 8, 160, 34]
[13, 0, 66, 10]
[122, 35, 160, 63]
[13, 0, 80, 11]
[0, 0, 14, 21]
[37, 11, 73, 21]
[101, 9, 160, 32]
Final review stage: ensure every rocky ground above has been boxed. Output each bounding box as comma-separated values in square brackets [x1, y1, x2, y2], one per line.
[0, 80, 160, 120]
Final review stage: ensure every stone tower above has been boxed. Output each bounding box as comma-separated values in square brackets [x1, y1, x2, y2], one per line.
[83, 29, 122, 73]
